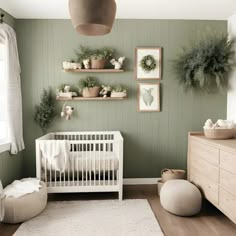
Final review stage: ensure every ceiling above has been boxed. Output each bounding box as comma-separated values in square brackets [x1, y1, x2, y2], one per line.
[1, 0, 236, 20]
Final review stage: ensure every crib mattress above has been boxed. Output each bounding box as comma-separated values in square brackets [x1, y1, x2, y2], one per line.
[42, 151, 119, 172]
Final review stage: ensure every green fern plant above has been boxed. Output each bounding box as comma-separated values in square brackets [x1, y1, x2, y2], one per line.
[173, 33, 235, 92]
[34, 88, 57, 133]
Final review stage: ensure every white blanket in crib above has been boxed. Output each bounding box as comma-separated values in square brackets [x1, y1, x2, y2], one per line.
[40, 140, 70, 172]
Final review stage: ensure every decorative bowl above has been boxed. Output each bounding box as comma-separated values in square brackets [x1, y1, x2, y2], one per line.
[204, 128, 236, 139]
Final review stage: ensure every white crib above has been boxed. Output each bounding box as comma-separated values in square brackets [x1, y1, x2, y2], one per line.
[35, 131, 123, 200]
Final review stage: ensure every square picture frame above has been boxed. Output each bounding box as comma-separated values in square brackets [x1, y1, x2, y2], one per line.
[135, 47, 162, 80]
[137, 83, 160, 112]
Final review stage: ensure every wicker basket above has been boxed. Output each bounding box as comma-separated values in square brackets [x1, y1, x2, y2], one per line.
[82, 87, 100, 98]
[161, 169, 186, 183]
[204, 128, 236, 140]
[91, 59, 106, 69]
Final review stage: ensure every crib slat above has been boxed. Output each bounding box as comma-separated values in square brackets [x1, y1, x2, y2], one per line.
[82, 145, 84, 186]
[90, 143, 92, 186]
[72, 144, 75, 186]
[108, 143, 110, 186]
[44, 156, 47, 185]
[93, 144, 97, 186]
[113, 144, 115, 185]
[49, 158, 52, 187]
[85, 145, 88, 186]
[103, 141, 105, 186]
[54, 168, 56, 187]
[99, 144, 101, 186]
[77, 144, 79, 186]
[60, 171, 61, 187]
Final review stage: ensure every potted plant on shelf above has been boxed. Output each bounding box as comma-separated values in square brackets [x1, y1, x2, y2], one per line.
[78, 77, 100, 97]
[62, 59, 82, 70]
[91, 47, 114, 69]
[56, 84, 78, 98]
[111, 85, 127, 98]
[76, 46, 93, 69]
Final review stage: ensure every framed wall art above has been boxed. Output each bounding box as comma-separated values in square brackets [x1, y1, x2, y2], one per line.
[137, 83, 160, 112]
[135, 47, 162, 80]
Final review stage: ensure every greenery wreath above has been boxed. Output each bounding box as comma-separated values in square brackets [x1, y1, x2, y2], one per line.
[140, 55, 157, 72]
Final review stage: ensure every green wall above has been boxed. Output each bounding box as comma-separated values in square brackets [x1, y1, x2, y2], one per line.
[0, 9, 23, 187]
[16, 19, 227, 178]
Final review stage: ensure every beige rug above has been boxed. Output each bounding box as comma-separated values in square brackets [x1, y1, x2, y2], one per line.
[14, 199, 164, 236]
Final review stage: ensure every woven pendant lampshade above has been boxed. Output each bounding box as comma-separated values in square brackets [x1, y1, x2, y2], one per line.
[69, 0, 116, 36]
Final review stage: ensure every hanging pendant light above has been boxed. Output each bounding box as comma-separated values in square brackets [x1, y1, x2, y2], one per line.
[69, 0, 116, 36]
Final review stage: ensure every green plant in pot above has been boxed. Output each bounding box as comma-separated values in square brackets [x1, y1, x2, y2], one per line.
[111, 85, 127, 98]
[173, 33, 235, 93]
[91, 47, 114, 69]
[78, 77, 100, 97]
[76, 46, 93, 69]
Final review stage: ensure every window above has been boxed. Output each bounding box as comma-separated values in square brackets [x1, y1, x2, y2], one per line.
[0, 43, 8, 144]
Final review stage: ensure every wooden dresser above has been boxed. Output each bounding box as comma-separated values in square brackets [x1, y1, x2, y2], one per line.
[188, 132, 236, 224]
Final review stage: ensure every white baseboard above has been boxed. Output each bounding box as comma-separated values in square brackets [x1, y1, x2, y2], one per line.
[123, 178, 160, 185]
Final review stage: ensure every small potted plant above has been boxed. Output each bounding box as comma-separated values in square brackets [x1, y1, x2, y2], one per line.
[78, 77, 100, 97]
[56, 84, 78, 98]
[76, 46, 93, 69]
[62, 59, 82, 70]
[111, 85, 127, 98]
[91, 47, 114, 69]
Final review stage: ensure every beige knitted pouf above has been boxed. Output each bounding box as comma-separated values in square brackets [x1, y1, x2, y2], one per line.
[160, 179, 202, 216]
[3, 181, 47, 224]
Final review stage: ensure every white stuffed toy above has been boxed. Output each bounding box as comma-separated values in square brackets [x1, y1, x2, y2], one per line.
[100, 85, 112, 97]
[83, 59, 90, 69]
[110, 57, 125, 70]
[61, 102, 74, 120]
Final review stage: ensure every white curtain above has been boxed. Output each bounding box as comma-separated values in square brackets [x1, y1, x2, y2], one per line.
[0, 23, 24, 154]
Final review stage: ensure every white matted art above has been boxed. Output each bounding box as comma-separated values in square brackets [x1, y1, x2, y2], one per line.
[137, 83, 160, 112]
[135, 47, 162, 80]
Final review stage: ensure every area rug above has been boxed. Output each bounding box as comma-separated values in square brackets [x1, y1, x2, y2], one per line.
[14, 199, 164, 236]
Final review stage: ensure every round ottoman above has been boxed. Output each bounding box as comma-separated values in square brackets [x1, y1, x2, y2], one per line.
[3, 181, 47, 224]
[160, 179, 202, 216]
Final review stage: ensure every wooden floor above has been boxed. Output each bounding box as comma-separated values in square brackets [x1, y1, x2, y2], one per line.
[1, 185, 236, 236]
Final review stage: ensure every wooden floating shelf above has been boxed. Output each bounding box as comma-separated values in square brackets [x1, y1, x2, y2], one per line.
[56, 96, 127, 101]
[63, 69, 124, 73]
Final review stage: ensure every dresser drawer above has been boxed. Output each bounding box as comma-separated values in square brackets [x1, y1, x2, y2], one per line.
[191, 169, 218, 206]
[219, 188, 236, 222]
[220, 169, 236, 195]
[191, 155, 219, 182]
[220, 150, 236, 174]
[191, 140, 219, 165]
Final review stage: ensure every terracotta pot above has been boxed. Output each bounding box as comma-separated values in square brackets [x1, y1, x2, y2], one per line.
[91, 59, 106, 69]
[161, 169, 186, 183]
[82, 87, 100, 98]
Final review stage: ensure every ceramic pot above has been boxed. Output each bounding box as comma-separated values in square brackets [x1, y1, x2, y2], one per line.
[110, 91, 127, 98]
[91, 59, 106, 69]
[82, 87, 100, 98]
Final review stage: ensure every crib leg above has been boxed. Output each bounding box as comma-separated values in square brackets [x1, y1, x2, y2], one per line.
[119, 188, 123, 201]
